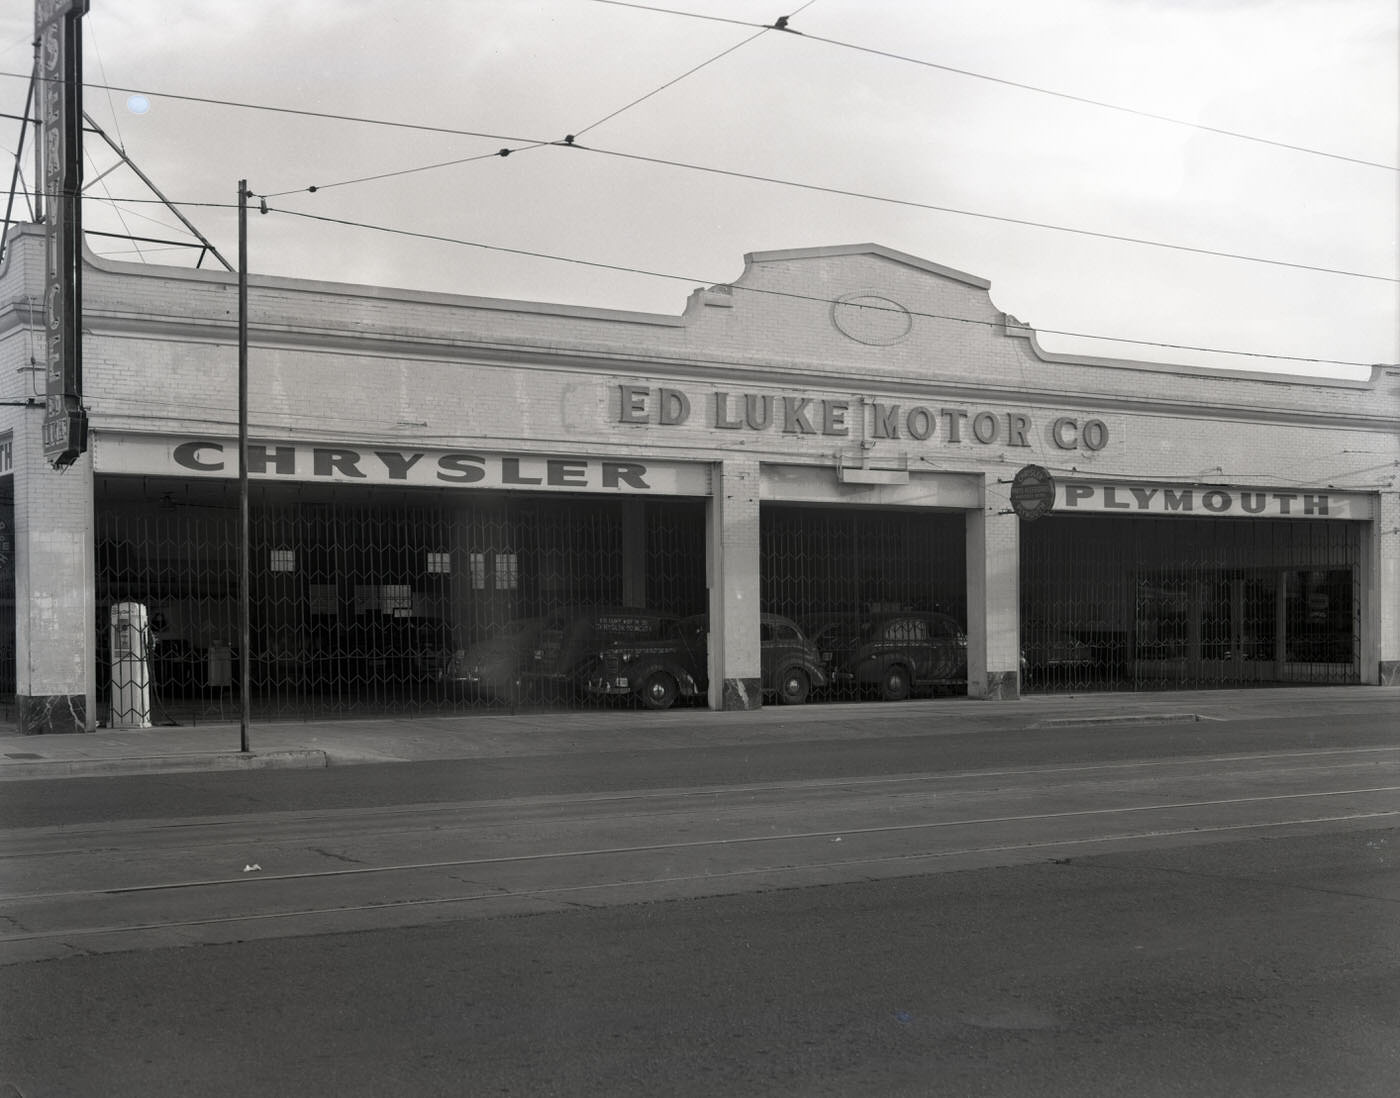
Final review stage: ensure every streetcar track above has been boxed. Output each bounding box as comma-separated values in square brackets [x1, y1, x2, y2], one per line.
[2, 810, 1395, 947]
[2, 744, 1394, 860]
[5, 784, 1398, 903]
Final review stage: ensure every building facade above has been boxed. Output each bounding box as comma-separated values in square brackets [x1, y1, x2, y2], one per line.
[3, 224, 1397, 733]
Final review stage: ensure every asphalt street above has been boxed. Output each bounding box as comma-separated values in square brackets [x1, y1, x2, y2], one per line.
[1, 828, 1395, 1097]
[2, 708, 1394, 827]
[0, 701, 1396, 1096]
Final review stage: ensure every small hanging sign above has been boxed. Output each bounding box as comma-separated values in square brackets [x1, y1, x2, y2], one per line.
[1010, 464, 1056, 522]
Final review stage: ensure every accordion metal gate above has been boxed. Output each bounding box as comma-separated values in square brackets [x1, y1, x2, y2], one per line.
[96, 477, 706, 722]
[1020, 514, 1364, 693]
[0, 479, 12, 711]
[761, 506, 967, 701]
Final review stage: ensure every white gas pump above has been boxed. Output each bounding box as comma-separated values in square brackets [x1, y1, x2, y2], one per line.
[109, 601, 152, 729]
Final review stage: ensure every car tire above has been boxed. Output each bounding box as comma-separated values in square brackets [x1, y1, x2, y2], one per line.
[880, 665, 912, 702]
[639, 670, 679, 710]
[777, 667, 810, 705]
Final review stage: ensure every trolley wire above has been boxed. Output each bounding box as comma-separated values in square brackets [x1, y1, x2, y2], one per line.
[243, 134, 1397, 287]
[6, 62, 1394, 371]
[568, 1, 817, 141]
[54, 128, 1400, 295]
[230, 0, 814, 195]
[7, 180, 1391, 369]
[563, 141, 1399, 284]
[588, 0, 1400, 173]
[0, 70, 541, 144]
[259, 202, 1397, 368]
[6, 68, 1395, 287]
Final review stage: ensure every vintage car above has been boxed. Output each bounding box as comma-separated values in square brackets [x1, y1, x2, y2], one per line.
[583, 612, 828, 710]
[753, 613, 830, 705]
[824, 611, 969, 701]
[801, 613, 866, 673]
[440, 616, 558, 700]
[443, 609, 680, 702]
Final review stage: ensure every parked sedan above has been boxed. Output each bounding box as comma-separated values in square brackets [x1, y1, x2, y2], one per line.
[801, 613, 866, 676]
[444, 609, 682, 702]
[583, 612, 828, 710]
[830, 611, 969, 701]
[755, 614, 830, 705]
[441, 616, 559, 700]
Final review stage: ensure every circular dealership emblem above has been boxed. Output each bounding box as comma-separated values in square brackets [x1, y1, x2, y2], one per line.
[831, 293, 913, 345]
[1010, 464, 1056, 522]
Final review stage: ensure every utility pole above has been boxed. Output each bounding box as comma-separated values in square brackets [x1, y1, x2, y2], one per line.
[237, 180, 250, 753]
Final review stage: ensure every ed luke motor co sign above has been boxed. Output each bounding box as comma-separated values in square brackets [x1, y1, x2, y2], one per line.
[617, 385, 1111, 452]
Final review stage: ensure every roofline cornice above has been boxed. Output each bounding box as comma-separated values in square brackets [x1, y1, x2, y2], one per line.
[79, 310, 1399, 437]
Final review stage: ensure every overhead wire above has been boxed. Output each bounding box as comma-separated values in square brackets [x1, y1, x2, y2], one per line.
[85, 22, 126, 153]
[5, 50, 1395, 283]
[4, 14, 1393, 368]
[259, 145, 552, 199]
[570, 0, 816, 140]
[234, 132, 1400, 286]
[14, 175, 1394, 364]
[588, 0, 1399, 172]
[0, 68, 540, 144]
[564, 141, 1398, 284]
[259, 202, 1390, 370]
[265, 0, 817, 195]
[16, 108, 1398, 287]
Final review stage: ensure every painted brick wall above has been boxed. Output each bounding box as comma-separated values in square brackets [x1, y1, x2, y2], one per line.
[72, 244, 1391, 496]
[13, 415, 95, 731]
[4, 228, 1396, 712]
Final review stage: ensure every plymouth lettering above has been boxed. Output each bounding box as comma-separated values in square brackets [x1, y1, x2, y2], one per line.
[1058, 482, 1352, 519]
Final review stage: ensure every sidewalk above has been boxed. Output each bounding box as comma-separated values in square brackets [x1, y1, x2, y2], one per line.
[1, 686, 1396, 781]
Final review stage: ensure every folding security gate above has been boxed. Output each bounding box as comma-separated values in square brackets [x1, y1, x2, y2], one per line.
[95, 477, 706, 721]
[1020, 514, 1364, 692]
[762, 505, 967, 700]
[0, 479, 12, 710]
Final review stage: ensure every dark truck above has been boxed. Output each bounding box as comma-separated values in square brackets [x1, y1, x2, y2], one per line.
[583, 612, 828, 710]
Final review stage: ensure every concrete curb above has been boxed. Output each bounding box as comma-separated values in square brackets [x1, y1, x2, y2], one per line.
[0, 749, 329, 782]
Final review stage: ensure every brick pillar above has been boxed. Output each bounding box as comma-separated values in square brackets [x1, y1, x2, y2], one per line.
[965, 499, 1021, 700]
[706, 457, 761, 710]
[15, 424, 96, 733]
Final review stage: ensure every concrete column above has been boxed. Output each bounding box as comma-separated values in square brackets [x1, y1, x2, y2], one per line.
[1374, 490, 1398, 686]
[15, 422, 96, 733]
[706, 457, 761, 710]
[965, 498, 1021, 700]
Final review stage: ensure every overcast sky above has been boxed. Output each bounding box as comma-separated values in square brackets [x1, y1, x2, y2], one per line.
[3, 0, 1396, 378]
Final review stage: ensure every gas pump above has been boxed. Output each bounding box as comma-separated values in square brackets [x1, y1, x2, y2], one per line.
[109, 601, 152, 729]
